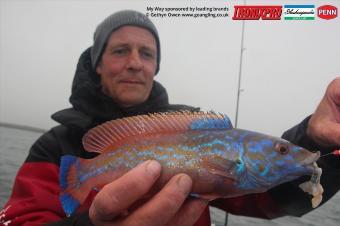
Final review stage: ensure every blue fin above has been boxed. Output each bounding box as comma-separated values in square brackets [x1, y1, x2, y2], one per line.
[60, 193, 80, 217]
[189, 114, 233, 130]
[60, 155, 78, 190]
[60, 155, 82, 216]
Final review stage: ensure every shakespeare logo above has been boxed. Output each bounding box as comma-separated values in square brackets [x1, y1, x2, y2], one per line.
[232, 5, 282, 20]
[284, 5, 315, 20]
[318, 5, 338, 20]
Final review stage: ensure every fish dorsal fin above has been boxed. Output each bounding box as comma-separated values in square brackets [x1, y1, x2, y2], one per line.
[83, 111, 233, 153]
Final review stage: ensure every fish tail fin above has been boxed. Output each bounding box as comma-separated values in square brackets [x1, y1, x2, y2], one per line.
[59, 155, 89, 216]
[59, 193, 80, 217]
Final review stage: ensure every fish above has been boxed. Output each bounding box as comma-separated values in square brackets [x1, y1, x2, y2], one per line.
[59, 111, 322, 216]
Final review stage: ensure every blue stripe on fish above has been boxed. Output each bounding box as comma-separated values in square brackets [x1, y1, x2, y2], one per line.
[79, 166, 108, 183]
[189, 193, 201, 198]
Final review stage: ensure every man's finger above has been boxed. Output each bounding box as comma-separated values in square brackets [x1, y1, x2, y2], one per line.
[165, 198, 209, 226]
[122, 174, 192, 226]
[308, 116, 340, 146]
[89, 160, 161, 221]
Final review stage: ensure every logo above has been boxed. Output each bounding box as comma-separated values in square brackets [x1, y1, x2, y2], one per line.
[232, 5, 282, 20]
[284, 5, 315, 20]
[318, 5, 338, 20]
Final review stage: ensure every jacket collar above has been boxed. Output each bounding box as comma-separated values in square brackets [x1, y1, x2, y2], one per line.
[52, 47, 170, 130]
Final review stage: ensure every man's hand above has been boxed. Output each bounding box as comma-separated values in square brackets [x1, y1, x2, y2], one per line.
[307, 77, 340, 146]
[89, 160, 207, 226]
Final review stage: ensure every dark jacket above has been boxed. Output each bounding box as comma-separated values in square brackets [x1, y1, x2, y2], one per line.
[1, 48, 340, 226]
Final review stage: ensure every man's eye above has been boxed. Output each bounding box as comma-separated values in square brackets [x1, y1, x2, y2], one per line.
[112, 49, 128, 55]
[141, 51, 155, 59]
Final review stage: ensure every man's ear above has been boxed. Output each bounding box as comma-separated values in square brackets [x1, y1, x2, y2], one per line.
[96, 61, 102, 75]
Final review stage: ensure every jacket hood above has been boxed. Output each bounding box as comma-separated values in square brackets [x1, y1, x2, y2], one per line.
[52, 47, 172, 130]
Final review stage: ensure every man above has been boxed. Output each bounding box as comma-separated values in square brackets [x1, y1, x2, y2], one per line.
[1, 10, 339, 226]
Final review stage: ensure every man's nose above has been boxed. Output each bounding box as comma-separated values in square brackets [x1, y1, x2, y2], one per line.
[126, 49, 143, 70]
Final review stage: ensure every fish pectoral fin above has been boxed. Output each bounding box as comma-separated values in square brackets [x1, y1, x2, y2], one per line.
[202, 157, 238, 182]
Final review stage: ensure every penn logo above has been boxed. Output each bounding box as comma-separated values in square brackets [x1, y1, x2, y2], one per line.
[232, 6, 282, 20]
[318, 5, 337, 20]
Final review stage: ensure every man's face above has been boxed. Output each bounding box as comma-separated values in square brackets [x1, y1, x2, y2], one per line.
[96, 26, 157, 107]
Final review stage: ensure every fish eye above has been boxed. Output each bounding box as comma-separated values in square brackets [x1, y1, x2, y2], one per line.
[275, 143, 289, 155]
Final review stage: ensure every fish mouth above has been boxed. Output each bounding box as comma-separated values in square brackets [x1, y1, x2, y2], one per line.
[301, 151, 320, 174]
[301, 151, 320, 166]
